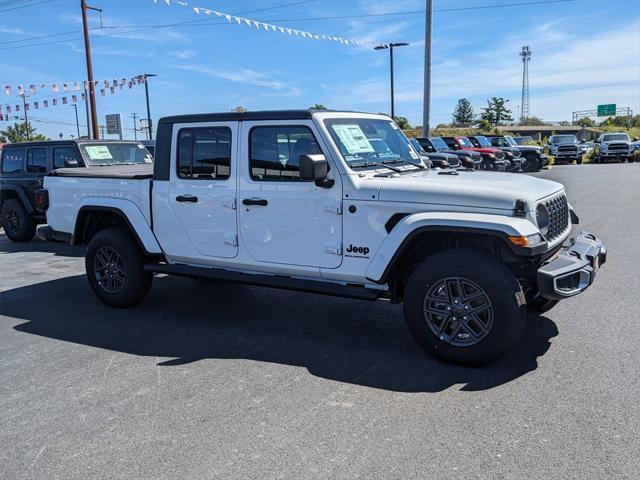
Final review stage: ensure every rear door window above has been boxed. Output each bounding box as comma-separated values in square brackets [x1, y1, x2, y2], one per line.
[53, 147, 80, 169]
[26, 147, 48, 173]
[1, 148, 25, 174]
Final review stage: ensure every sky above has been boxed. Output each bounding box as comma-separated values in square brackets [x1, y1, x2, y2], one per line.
[1, 0, 639, 140]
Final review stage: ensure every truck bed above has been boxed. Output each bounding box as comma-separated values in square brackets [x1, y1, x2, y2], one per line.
[48, 164, 153, 179]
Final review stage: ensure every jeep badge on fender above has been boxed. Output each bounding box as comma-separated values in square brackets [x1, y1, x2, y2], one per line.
[345, 244, 370, 256]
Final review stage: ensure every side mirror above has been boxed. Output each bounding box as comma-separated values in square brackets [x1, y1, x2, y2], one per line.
[299, 154, 333, 187]
[64, 159, 79, 168]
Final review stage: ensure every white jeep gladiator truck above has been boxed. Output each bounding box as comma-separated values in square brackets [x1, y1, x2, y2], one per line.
[36, 110, 607, 365]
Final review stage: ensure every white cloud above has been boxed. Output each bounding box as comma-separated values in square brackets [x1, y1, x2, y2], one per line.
[168, 50, 197, 60]
[0, 26, 23, 34]
[172, 64, 302, 96]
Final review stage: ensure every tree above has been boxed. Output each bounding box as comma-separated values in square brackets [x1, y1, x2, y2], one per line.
[521, 116, 549, 126]
[478, 119, 493, 132]
[451, 98, 475, 126]
[0, 122, 48, 143]
[231, 106, 247, 113]
[309, 104, 328, 110]
[575, 117, 596, 127]
[393, 116, 412, 129]
[480, 97, 513, 125]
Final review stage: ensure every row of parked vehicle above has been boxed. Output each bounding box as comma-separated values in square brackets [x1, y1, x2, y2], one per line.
[545, 132, 637, 164]
[409, 135, 548, 172]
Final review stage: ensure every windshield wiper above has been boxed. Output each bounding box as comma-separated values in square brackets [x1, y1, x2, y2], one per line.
[351, 161, 403, 173]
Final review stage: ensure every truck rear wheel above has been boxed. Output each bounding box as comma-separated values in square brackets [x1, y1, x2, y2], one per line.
[85, 227, 152, 308]
[403, 249, 526, 366]
[1, 198, 36, 242]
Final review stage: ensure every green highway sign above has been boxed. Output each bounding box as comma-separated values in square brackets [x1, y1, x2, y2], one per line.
[597, 104, 616, 116]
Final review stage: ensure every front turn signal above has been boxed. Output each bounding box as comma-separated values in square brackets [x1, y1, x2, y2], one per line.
[508, 235, 529, 247]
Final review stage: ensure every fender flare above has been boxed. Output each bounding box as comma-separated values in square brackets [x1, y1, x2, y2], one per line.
[74, 198, 162, 255]
[1, 185, 34, 214]
[365, 212, 539, 283]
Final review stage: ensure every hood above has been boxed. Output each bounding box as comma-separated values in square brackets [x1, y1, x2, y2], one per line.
[369, 169, 563, 211]
[424, 151, 458, 161]
[517, 145, 542, 153]
[464, 146, 502, 155]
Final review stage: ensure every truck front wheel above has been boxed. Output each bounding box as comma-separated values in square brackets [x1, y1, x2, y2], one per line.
[85, 227, 152, 308]
[403, 249, 526, 366]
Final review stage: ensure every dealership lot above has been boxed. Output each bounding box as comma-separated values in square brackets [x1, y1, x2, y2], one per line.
[1, 164, 638, 479]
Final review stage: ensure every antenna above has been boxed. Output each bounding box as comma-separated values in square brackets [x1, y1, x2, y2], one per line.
[520, 46, 532, 123]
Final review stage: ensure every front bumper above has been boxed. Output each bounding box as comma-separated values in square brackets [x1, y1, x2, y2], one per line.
[537, 230, 607, 300]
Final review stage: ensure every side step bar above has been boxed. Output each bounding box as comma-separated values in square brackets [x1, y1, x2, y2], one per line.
[143, 263, 383, 301]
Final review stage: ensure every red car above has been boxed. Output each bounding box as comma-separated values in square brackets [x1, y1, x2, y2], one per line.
[442, 136, 508, 171]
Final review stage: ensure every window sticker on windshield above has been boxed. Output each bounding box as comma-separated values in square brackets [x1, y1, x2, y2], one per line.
[138, 144, 145, 149]
[332, 124, 375, 154]
[84, 145, 113, 160]
[390, 122, 398, 130]
[409, 149, 420, 160]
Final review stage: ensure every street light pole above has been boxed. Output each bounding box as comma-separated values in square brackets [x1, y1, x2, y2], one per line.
[422, 0, 433, 137]
[81, 0, 101, 139]
[374, 43, 409, 121]
[71, 104, 80, 138]
[142, 73, 157, 140]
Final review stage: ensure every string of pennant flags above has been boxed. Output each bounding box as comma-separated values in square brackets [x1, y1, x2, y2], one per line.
[1, 75, 147, 120]
[153, 0, 375, 47]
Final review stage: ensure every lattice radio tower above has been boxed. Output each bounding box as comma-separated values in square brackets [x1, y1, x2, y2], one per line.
[520, 46, 532, 122]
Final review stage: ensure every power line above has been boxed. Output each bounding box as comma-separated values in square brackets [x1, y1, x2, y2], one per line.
[0, 0, 52, 13]
[0, 0, 598, 51]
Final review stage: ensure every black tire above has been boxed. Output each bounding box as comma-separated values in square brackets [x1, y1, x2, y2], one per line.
[85, 227, 152, 308]
[403, 249, 526, 366]
[576, 157, 583, 165]
[1, 198, 36, 242]
[522, 156, 539, 172]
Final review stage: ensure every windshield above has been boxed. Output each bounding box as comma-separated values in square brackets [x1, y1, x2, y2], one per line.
[324, 118, 420, 167]
[602, 134, 630, 142]
[409, 138, 426, 153]
[473, 136, 491, 147]
[549, 135, 577, 144]
[429, 137, 449, 151]
[79, 143, 153, 166]
[504, 136, 519, 147]
[457, 137, 474, 148]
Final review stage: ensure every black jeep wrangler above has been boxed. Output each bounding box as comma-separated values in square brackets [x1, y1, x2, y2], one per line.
[1, 139, 152, 242]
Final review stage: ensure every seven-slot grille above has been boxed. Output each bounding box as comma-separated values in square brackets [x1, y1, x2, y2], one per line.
[543, 193, 569, 241]
[607, 143, 628, 152]
[558, 145, 578, 152]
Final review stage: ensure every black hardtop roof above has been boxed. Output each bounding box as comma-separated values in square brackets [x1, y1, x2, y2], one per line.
[158, 109, 381, 125]
[1, 139, 143, 149]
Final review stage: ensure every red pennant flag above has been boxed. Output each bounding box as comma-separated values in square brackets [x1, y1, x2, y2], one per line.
[29, 85, 36, 94]
[44, 100, 48, 108]
[71, 95, 77, 103]
[18, 85, 24, 95]
[16, 104, 20, 112]
[62, 97, 67, 104]
[100, 89, 105, 96]
[52, 83, 59, 93]
[6, 106, 11, 113]
[34, 101, 39, 109]
[63, 83, 69, 92]
[25, 104, 29, 111]
[4, 86, 11, 95]
[53, 98, 57, 106]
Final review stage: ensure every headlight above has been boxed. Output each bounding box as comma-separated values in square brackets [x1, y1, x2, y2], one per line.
[536, 203, 549, 236]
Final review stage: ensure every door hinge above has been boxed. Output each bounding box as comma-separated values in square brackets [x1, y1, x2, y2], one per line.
[223, 234, 238, 247]
[324, 202, 342, 215]
[222, 198, 237, 210]
[324, 241, 342, 255]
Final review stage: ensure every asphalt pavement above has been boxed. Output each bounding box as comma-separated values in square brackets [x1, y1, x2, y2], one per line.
[1, 163, 638, 479]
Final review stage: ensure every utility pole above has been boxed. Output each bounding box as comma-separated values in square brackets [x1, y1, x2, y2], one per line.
[19, 93, 30, 140]
[83, 88, 91, 138]
[142, 73, 157, 140]
[81, 0, 101, 139]
[130, 113, 138, 141]
[71, 104, 80, 138]
[422, 0, 433, 137]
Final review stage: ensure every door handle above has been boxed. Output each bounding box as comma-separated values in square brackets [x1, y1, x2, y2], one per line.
[176, 195, 198, 203]
[242, 198, 268, 206]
